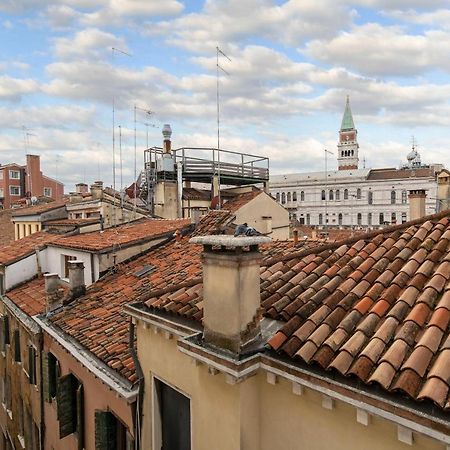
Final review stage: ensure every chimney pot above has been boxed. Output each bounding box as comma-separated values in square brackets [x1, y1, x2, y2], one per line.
[293, 229, 299, 245]
[190, 235, 271, 354]
[162, 124, 172, 154]
[408, 189, 427, 220]
[44, 273, 62, 312]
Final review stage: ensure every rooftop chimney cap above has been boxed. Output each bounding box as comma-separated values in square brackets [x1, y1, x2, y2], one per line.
[190, 235, 271, 248]
[162, 124, 172, 140]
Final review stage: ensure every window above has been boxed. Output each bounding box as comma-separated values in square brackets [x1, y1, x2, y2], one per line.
[0, 170, 3, 180]
[154, 379, 191, 450]
[391, 212, 397, 224]
[28, 346, 37, 385]
[9, 170, 20, 179]
[356, 188, 361, 199]
[368, 213, 372, 225]
[368, 190, 373, 205]
[276, 192, 280, 202]
[95, 411, 132, 450]
[14, 329, 21, 363]
[402, 212, 407, 223]
[57, 373, 84, 444]
[281, 193, 286, 204]
[306, 214, 310, 225]
[318, 214, 323, 225]
[43, 187, 52, 197]
[391, 190, 396, 204]
[63, 255, 77, 278]
[335, 190, 340, 201]
[0, 188, 3, 198]
[402, 190, 407, 204]
[292, 192, 297, 202]
[300, 191, 305, 201]
[338, 213, 343, 225]
[379, 213, 384, 224]
[357, 213, 362, 225]
[344, 189, 348, 200]
[321, 190, 325, 201]
[9, 186, 20, 196]
[43, 352, 59, 401]
[287, 192, 291, 202]
[0, 316, 10, 350]
[329, 190, 334, 201]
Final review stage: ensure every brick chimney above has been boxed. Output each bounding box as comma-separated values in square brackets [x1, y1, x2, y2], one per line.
[408, 189, 427, 220]
[26, 154, 42, 197]
[190, 235, 271, 354]
[44, 273, 62, 313]
[67, 260, 86, 302]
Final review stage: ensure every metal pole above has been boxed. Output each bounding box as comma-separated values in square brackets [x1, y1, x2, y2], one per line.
[134, 104, 137, 216]
[216, 47, 221, 208]
[119, 125, 123, 210]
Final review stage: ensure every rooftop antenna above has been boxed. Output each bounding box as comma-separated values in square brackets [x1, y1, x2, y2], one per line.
[362, 156, 366, 168]
[119, 125, 123, 209]
[134, 105, 153, 217]
[111, 46, 131, 226]
[216, 45, 231, 208]
[411, 135, 417, 150]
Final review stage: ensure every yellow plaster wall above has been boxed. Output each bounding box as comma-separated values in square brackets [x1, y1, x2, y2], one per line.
[138, 324, 446, 450]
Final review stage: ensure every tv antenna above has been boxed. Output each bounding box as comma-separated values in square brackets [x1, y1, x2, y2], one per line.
[216, 45, 231, 208]
[111, 46, 131, 226]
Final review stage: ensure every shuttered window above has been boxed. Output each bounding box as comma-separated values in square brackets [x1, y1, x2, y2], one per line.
[95, 411, 117, 450]
[0, 315, 10, 350]
[28, 346, 37, 385]
[42, 352, 58, 402]
[57, 373, 84, 443]
[14, 329, 21, 362]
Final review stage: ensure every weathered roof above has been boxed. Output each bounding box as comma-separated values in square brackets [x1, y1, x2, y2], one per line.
[0, 209, 14, 247]
[11, 200, 67, 217]
[222, 190, 263, 213]
[43, 218, 100, 226]
[0, 231, 60, 265]
[367, 167, 436, 180]
[49, 218, 190, 252]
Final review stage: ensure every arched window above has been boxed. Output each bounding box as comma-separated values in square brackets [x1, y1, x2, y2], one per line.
[356, 188, 361, 199]
[368, 190, 373, 205]
[318, 214, 323, 225]
[357, 213, 362, 225]
[300, 191, 305, 201]
[391, 212, 397, 224]
[344, 189, 349, 200]
[379, 213, 384, 224]
[276, 192, 280, 202]
[391, 190, 396, 204]
[335, 190, 340, 201]
[306, 213, 310, 225]
[338, 213, 343, 225]
[368, 213, 372, 225]
[287, 192, 291, 202]
[292, 191, 297, 202]
[401, 212, 407, 223]
[329, 190, 334, 200]
[321, 190, 326, 201]
[402, 190, 407, 204]
[281, 192, 286, 204]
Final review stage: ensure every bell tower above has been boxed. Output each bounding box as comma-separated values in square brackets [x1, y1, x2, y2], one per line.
[337, 96, 359, 170]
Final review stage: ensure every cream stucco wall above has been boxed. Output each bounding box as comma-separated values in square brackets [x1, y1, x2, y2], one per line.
[137, 324, 446, 450]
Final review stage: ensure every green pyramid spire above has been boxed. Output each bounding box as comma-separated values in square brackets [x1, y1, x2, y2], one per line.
[340, 95, 355, 131]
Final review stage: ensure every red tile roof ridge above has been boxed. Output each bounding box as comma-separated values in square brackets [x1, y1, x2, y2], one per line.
[140, 277, 203, 304]
[11, 200, 67, 216]
[264, 209, 450, 266]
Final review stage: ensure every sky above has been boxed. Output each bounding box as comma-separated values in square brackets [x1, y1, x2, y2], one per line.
[1, 0, 450, 192]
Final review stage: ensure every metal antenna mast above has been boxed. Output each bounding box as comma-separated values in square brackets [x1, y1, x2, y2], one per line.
[216, 45, 231, 208]
[111, 47, 131, 226]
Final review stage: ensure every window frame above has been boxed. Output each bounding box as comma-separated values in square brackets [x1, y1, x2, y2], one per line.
[9, 186, 21, 196]
[9, 170, 20, 179]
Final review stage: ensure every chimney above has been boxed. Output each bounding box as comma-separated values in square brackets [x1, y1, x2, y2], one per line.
[437, 170, 450, 212]
[190, 235, 271, 354]
[44, 273, 62, 312]
[162, 124, 172, 154]
[75, 183, 88, 194]
[408, 189, 427, 220]
[67, 260, 86, 302]
[90, 181, 103, 200]
[261, 216, 272, 235]
[293, 229, 299, 245]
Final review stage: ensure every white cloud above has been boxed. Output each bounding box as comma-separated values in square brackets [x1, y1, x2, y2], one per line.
[0, 75, 39, 100]
[386, 8, 450, 29]
[305, 23, 450, 76]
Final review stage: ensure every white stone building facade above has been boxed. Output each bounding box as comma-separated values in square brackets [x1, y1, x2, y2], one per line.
[270, 98, 443, 228]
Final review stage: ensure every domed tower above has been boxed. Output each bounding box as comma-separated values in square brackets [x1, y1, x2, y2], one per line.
[337, 96, 359, 170]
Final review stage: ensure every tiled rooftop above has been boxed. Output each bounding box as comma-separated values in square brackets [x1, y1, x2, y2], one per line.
[49, 218, 191, 252]
[11, 200, 67, 217]
[43, 218, 100, 226]
[222, 189, 263, 213]
[0, 231, 60, 265]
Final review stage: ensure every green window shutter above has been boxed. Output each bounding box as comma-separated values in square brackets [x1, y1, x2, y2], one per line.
[14, 329, 20, 362]
[49, 355, 58, 398]
[76, 384, 84, 450]
[95, 411, 117, 450]
[42, 352, 51, 402]
[4, 316, 9, 345]
[28, 347, 36, 384]
[57, 374, 76, 438]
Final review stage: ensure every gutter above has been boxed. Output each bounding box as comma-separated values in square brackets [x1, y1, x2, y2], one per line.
[34, 316, 138, 402]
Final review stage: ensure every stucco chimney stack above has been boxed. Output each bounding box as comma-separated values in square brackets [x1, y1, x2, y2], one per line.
[90, 181, 103, 200]
[190, 235, 271, 354]
[44, 273, 62, 312]
[67, 260, 86, 301]
[76, 183, 88, 194]
[408, 189, 427, 220]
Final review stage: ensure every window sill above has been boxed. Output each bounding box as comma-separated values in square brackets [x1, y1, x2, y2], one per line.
[6, 408, 12, 420]
[17, 435, 25, 449]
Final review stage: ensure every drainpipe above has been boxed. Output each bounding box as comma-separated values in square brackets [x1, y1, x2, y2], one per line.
[38, 331, 45, 450]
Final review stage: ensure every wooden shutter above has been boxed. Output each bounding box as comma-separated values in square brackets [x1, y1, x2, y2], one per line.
[14, 329, 20, 362]
[95, 411, 117, 450]
[76, 384, 84, 450]
[57, 374, 76, 438]
[28, 347, 36, 384]
[4, 316, 9, 345]
[42, 352, 51, 402]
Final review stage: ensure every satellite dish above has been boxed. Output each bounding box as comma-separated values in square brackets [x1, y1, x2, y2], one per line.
[31, 196, 38, 205]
